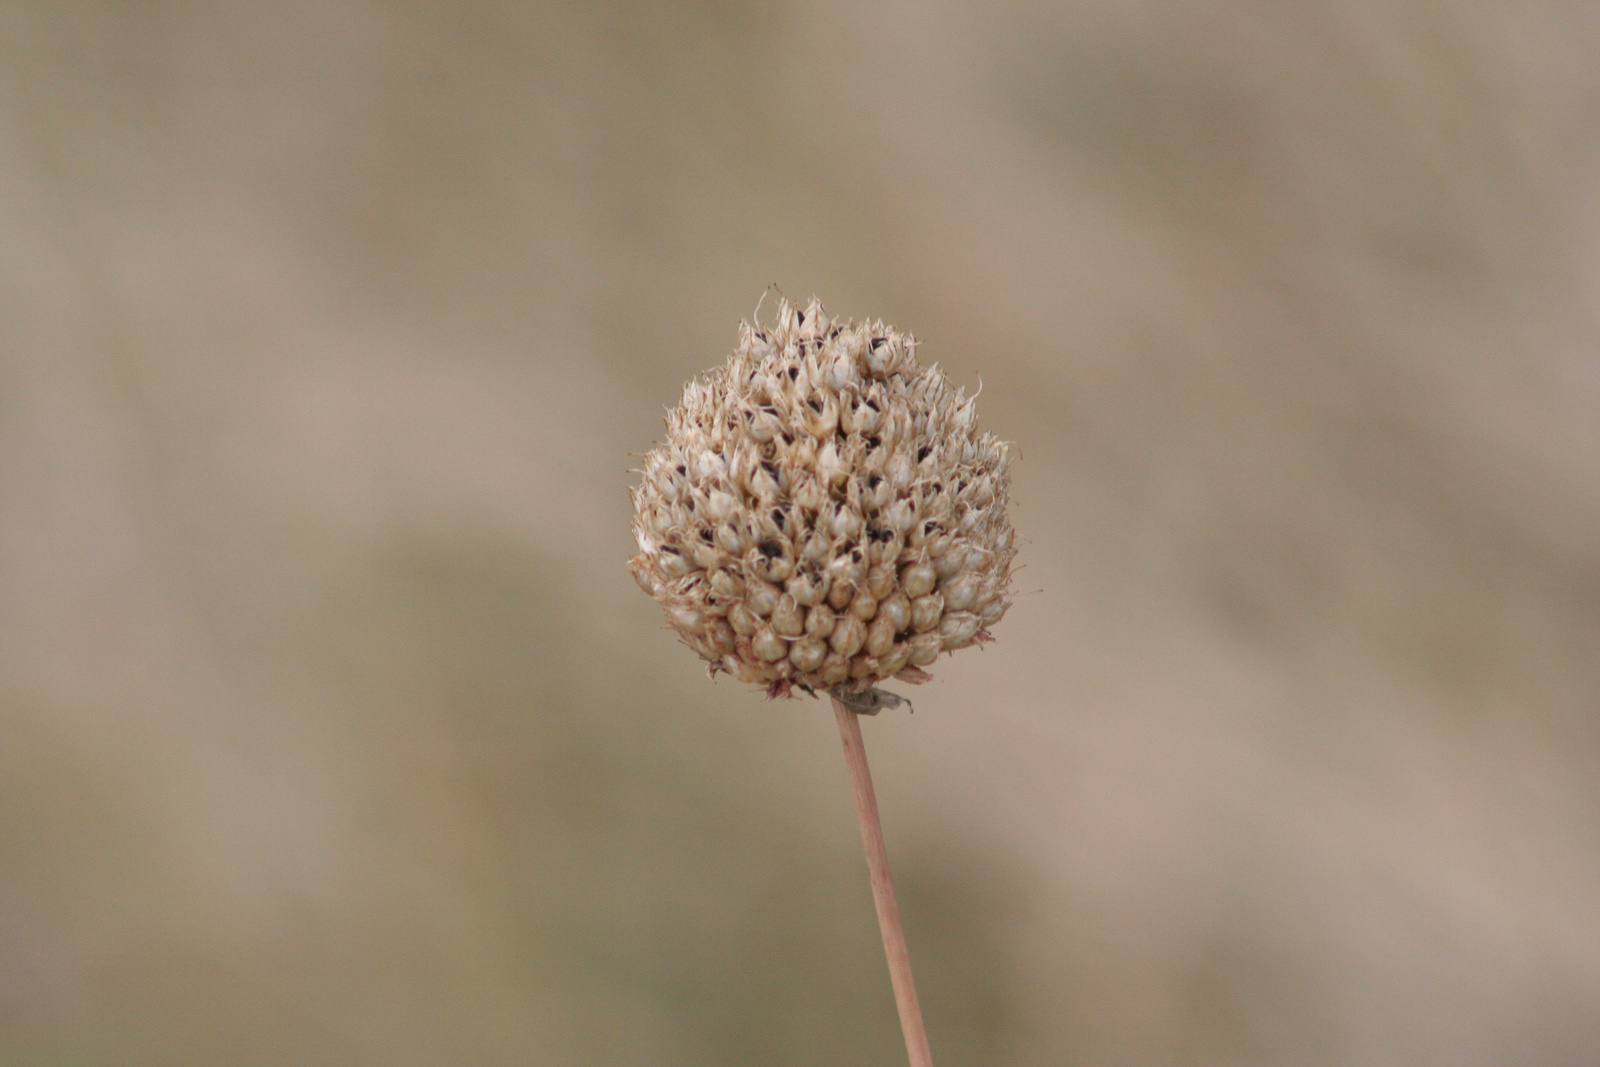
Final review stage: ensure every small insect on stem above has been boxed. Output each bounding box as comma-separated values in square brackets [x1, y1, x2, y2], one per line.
[829, 685, 913, 716]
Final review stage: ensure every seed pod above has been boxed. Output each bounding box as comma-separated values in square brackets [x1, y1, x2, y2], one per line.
[715, 520, 750, 555]
[748, 545, 793, 584]
[798, 533, 831, 565]
[753, 625, 788, 662]
[865, 612, 898, 658]
[852, 392, 885, 435]
[825, 352, 860, 391]
[940, 571, 982, 612]
[817, 441, 849, 487]
[708, 568, 745, 599]
[828, 546, 866, 589]
[792, 474, 828, 513]
[666, 604, 704, 631]
[900, 560, 936, 599]
[907, 630, 943, 666]
[887, 447, 915, 490]
[728, 602, 758, 637]
[771, 594, 805, 637]
[826, 578, 856, 612]
[802, 394, 840, 437]
[706, 489, 738, 522]
[938, 611, 981, 651]
[789, 637, 827, 673]
[851, 653, 882, 680]
[689, 539, 721, 570]
[878, 592, 911, 635]
[629, 297, 1017, 693]
[747, 408, 782, 443]
[704, 620, 736, 656]
[977, 595, 1009, 625]
[828, 503, 865, 541]
[865, 334, 902, 377]
[877, 641, 911, 678]
[658, 546, 693, 579]
[866, 560, 897, 600]
[829, 614, 867, 657]
[933, 543, 968, 580]
[819, 651, 852, 685]
[805, 603, 837, 639]
[745, 580, 780, 618]
[786, 567, 826, 607]
[866, 530, 901, 566]
[910, 592, 943, 633]
[884, 497, 918, 536]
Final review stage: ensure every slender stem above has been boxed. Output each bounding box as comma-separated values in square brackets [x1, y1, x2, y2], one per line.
[831, 694, 934, 1067]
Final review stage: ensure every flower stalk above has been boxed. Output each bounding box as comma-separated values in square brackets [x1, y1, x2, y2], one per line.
[832, 693, 934, 1067]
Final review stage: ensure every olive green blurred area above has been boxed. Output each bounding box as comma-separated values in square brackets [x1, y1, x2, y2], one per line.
[3, 3, 1599, 1064]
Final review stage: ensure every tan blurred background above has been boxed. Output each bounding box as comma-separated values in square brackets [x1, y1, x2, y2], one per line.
[2, 3, 1598, 1064]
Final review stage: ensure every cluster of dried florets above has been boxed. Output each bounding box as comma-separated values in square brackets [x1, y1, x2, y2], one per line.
[629, 297, 1016, 697]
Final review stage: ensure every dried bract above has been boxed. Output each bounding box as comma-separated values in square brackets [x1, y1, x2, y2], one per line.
[630, 297, 1016, 695]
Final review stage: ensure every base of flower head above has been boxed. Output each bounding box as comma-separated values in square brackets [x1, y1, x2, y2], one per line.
[829, 685, 914, 716]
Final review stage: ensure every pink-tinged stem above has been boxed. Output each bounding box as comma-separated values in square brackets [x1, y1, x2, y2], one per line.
[831, 694, 934, 1067]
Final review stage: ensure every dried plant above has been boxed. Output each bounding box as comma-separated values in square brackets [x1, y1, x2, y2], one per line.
[629, 297, 1019, 1066]
[629, 297, 1016, 698]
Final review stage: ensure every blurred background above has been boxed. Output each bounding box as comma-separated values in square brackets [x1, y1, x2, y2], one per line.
[2, 3, 1598, 1064]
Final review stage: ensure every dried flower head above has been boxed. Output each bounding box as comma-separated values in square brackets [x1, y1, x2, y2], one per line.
[630, 297, 1016, 697]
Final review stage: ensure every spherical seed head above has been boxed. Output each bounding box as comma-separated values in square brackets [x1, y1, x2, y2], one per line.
[629, 297, 1017, 695]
